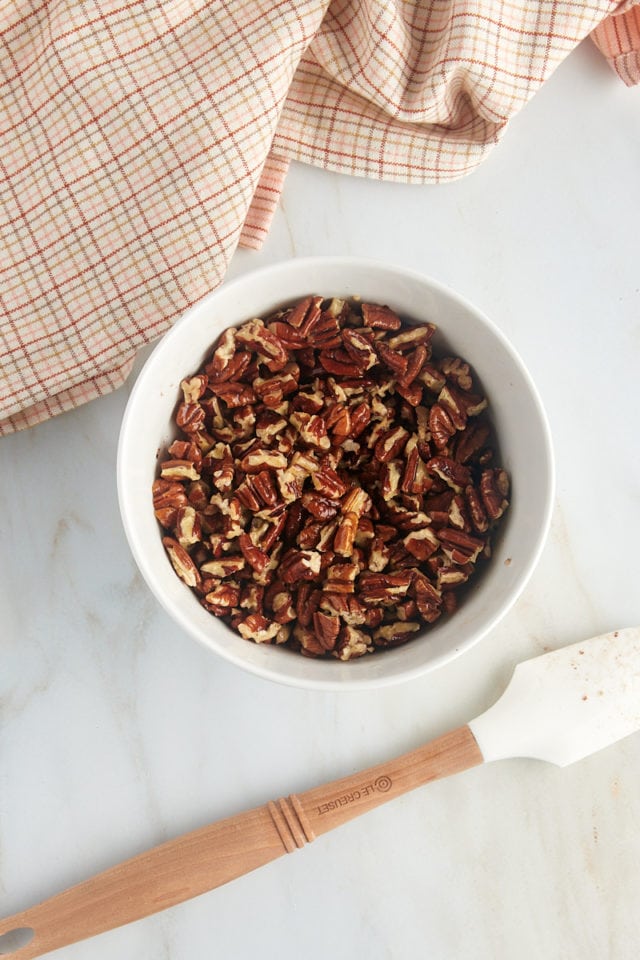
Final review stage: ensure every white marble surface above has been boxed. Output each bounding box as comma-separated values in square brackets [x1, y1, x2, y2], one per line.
[2, 38, 640, 960]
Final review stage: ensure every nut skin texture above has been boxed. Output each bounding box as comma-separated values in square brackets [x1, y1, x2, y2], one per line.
[154, 295, 510, 659]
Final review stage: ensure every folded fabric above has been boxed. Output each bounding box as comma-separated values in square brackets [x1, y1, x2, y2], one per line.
[1, 0, 637, 435]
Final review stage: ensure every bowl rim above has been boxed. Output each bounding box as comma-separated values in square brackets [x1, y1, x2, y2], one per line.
[117, 255, 555, 690]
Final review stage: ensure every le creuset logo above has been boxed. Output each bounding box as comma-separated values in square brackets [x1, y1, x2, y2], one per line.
[315, 775, 392, 815]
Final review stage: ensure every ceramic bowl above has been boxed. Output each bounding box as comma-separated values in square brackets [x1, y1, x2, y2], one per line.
[117, 257, 554, 690]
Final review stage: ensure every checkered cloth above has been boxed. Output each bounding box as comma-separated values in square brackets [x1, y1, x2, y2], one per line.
[1, 1, 638, 435]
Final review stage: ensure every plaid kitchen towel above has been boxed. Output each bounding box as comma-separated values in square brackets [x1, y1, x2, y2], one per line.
[1, 1, 638, 435]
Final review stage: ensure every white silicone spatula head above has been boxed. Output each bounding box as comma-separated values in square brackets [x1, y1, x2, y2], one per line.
[469, 627, 640, 766]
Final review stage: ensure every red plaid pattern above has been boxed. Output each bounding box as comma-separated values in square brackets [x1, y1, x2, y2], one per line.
[1, 1, 637, 434]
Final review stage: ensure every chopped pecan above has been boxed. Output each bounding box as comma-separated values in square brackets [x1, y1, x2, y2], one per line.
[427, 456, 471, 493]
[342, 328, 378, 371]
[325, 562, 359, 594]
[334, 625, 373, 660]
[374, 425, 409, 463]
[440, 357, 473, 391]
[203, 583, 240, 616]
[279, 549, 322, 584]
[163, 537, 201, 589]
[377, 342, 408, 379]
[398, 344, 428, 386]
[312, 611, 340, 652]
[235, 318, 289, 372]
[209, 382, 256, 408]
[361, 302, 401, 330]
[295, 583, 321, 628]
[236, 614, 281, 644]
[238, 533, 270, 574]
[153, 478, 188, 511]
[208, 350, 252, 385]
[403, 526, 439, 561]
[429, 405, 456, 451]
[240, 448, 288, 473]
[200, 556, 246, 578]
[358, 571, 413, 605]
[301, 492, 339, 521]
[312, 463, 348, 499]
[387, 323, 436, 351]
[175, 506, 202, 547]
[480, 468, 510, 520]
[318, 348, 362, 378]
[437, 527, 485, 565]
[465, 484, 489, 533]
[373, 622, 420, 648]
[155, 294, 510, 660]
[176, 402, 206, 433]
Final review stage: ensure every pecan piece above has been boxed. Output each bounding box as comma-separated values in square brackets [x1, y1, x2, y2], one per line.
[312, 464, 348, 500]
[403, 526, 439, 561]
[465, 484, 489, 533]
[279, 549, 322, 584]
[168, 439, 203, 468]
[312, 612, 340, 652]
[163, 537, 201, 589]
[437, 527, 485, 565]
[342, 328, 378, 371]
[208, 351, 252, 385]
[235, 318, 289, 372]
[411, 572, 442, 622]
[387, 323, 436, 351]
[238, 533, 270, 574]
[267, 320, 308, 349]
[480, 468, 510, 520]
[285, 294, 322, 329]
[429, 405, 456, 451]
[153, 478, 188, 510]
[301, 492, 339, 521]
[200, 556, 246, 578]
[180, 375, 208, 403]
[240, 448, 288, 473]
[176, 402, 206, 433]
[358, 571, 413, 605]
[454, 419, 490, 464]
[334, 625, 373, 660]
[361, 302, 401, 330]
[373, 622, 420, 648]
[209, 382, 256, 408]
[324, 562, 359, 594]
[207, 327, 237, 376]
[397, 344, 428, 386]
[290, 411, 331, 450]
[333, 512, 358, 557]
[204, 583, 240, 616]
[374, 425, 409, 463]
[266, 584, 297, 624]
[427, 456, 471, 493]
[394, 380, 423, 406]
[440, 357, 473, 391]
[306, 311, 343, 349]
[377, 342, 408, 379]
[175, 506, 202, 548]
[236, 614, 281, 644]
[350, 400, 372, 437]
[318, 348, 362, 378]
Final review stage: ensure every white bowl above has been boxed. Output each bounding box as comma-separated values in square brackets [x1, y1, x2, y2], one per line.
[117, 257, 554, 690]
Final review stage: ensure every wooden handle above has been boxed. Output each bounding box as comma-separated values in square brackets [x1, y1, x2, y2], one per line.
[0, 726, 482, 959]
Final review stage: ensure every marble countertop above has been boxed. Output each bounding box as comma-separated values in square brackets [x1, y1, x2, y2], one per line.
[2, 38, 640, 960]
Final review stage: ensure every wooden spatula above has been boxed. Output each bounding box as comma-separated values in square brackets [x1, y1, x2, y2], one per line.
[1, 627, 639, 960]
